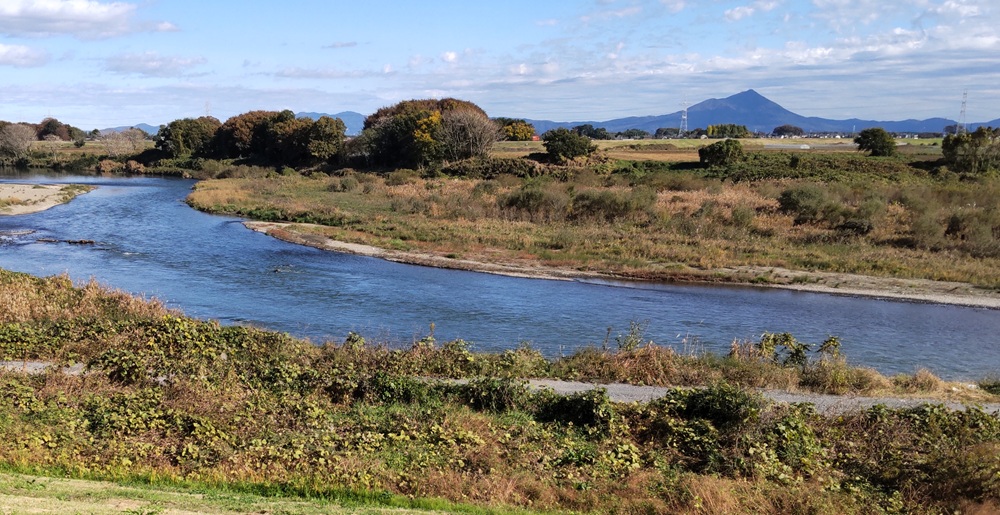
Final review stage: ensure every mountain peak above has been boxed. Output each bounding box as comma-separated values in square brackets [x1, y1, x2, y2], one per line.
[734, 88, 762, 98]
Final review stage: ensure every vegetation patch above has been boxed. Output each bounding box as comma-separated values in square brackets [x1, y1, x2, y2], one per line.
[1, 270, 998, 513]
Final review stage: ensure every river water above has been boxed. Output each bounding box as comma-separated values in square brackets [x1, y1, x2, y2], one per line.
[1, 171, 998, 380]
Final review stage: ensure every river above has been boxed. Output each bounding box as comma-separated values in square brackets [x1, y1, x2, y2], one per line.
[1, 171, 998, 380]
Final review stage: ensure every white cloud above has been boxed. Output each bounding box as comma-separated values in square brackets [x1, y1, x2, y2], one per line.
[104, 52, 206, 77]
[0, 0, 133, 37]
[275, 67, 360, 79]
[0, 0, 174, 39]
[153, 21, 179, 32]
[725, 1, 780, 21]
[442, 51, 458, 63]
[0, 44, 49, 67]
[275, 66, 388, 80]
[661, 0, 686, 14]
[581, 5, 643, 23]
[927, 0, 981, 18]
[725, 6, 755, 21]
[324, 41, 358, 49]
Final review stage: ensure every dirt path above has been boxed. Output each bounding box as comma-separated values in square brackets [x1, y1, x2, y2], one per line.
[526, 379, 1000, 415]
[245, 221, 1000, 310]
[8, 362, 993, 416]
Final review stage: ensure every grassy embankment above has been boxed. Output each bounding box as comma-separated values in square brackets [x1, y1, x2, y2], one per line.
[2, 269, 1000, 513]
[187, 139, 1000, 289]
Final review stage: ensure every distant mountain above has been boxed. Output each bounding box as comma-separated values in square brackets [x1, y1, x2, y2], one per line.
[971, 119, 1000, 130]
[101, 123, 159, 135]
[296, 111, 365, 136]
[524, 89, 987, 135]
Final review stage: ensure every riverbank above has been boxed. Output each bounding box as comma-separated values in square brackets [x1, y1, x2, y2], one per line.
[246, 220, 1000, 310]
[3, 268, 1000, 513]
[0, 183, 92, 215]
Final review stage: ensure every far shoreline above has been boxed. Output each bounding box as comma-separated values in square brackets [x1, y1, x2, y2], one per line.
[244, 221, 1000, 311]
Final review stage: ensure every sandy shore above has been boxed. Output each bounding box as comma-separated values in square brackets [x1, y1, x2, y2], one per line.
[0, 183, 91, 215]
[245, 221, 1000, 310]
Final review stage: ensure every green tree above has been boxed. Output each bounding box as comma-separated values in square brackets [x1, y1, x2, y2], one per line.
[307, 116, 347, 162]
[362, 98, 488, 167]
[698, 138, 745, 167]
[942, 126, 1000, 174]
[619, 128, 651, 140]
[572, 124, 612, 140]
[654, 127, 679, 139]
[262, 111, 313, 164]
[706, 124, 751, 138]
[214, 110, 281, 158]
[772, 124, 805, 137]
[854, 127, 896, 157]
[542, 127, 596, 163]
[495, 118, 535, 141]
[155, 116, 221, 157]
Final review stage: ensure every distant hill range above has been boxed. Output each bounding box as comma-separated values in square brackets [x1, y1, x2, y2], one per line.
[524, 89, 999, 135]
[101, 123, 160, 135]
[295, 111, 366, 136]
[108, 91, 998, 138]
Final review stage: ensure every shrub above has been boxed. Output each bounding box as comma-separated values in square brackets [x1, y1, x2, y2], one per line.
[499, 183, 570, 222]
[542, 128, 596, 163]
[124, 160, 145, 173]
[569, 188, 655, 222]
[777, 184, 837, 225]
[441, 156, 543, 179]
[462, 377, 530, 413]
[386, 168, 420, 186]
[534, 388, 615, 433]
[677, 382, 763, 432]
[357, 372, 441, 404]
[698, 139, 745, 167]
[96, 159, 124, 174]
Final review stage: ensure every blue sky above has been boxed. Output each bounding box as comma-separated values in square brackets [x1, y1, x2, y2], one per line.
[1, 0, 998, 129]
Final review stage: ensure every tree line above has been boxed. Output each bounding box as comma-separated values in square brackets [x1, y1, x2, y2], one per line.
[7, 100, 999, 176]
[149, 100, 518, 169]
[0, 118, 91, 162]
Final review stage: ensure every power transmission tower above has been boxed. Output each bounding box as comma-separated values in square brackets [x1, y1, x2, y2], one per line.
[957, 90, 968, 135]
[679, 101, 689, 136]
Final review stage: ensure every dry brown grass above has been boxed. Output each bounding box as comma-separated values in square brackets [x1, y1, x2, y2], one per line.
[0, 272, 170, 324]
[187, 170, 1000, 289]
[893, 368, 945, 393]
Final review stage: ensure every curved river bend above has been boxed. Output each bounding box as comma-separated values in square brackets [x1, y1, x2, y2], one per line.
[1, 172, 998, 380]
